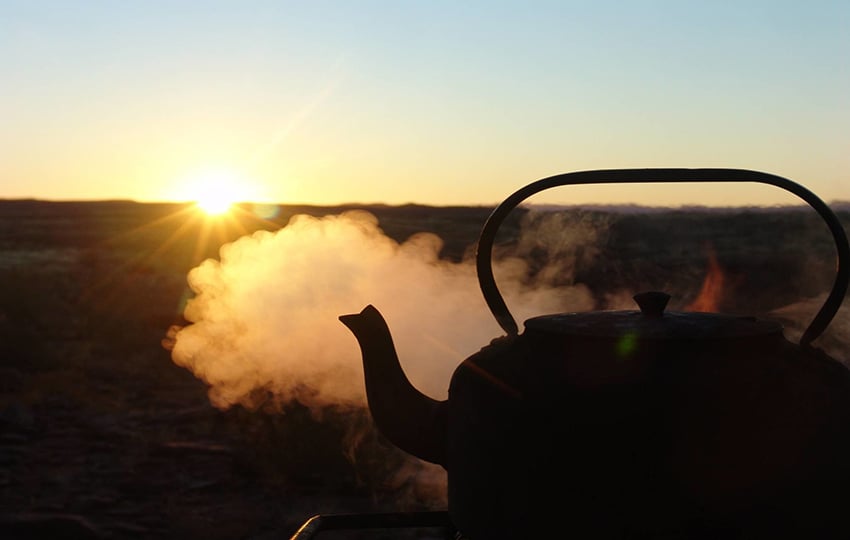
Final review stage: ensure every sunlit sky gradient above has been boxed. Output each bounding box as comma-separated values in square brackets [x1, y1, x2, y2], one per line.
[2, 1, 848, 207]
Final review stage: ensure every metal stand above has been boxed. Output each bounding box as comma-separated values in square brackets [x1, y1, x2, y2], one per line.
[288, 511, 456, 539]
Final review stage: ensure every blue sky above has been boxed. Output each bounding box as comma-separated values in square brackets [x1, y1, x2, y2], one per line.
[2, 1, 848, 206]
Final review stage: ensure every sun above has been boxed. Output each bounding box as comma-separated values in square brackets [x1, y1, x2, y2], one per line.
[178, 169, 253, 216]
[197, 188, 237, 215]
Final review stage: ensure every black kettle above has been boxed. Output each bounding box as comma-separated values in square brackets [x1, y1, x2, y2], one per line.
[340, 168, 850, 538]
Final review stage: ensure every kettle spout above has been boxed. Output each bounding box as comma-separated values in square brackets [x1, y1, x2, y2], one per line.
[340, 305, 447, 466]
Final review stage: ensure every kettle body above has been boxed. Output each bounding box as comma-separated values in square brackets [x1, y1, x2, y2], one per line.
[445, 322, 850, 538]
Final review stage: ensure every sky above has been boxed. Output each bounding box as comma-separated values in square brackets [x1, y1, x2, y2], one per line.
[2, 1, 848, 207]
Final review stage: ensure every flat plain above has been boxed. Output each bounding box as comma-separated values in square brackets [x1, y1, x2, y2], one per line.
[1, 200, 848, 539]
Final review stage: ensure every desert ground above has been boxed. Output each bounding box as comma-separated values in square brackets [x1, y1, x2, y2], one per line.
[1, 199, 848, 539]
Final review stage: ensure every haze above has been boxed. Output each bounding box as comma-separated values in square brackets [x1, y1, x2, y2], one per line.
[2, 1, 848, 207]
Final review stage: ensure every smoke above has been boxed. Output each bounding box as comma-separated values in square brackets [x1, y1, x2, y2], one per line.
[167, 209, 594, 411]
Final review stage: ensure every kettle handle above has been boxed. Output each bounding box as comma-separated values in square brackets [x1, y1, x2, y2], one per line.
[476, 168, 850, 346]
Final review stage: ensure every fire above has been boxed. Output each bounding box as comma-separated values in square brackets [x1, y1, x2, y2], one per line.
[686, 246, 725, 312]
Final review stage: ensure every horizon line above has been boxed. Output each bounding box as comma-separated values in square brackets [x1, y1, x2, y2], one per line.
[1, 197, 849, 212]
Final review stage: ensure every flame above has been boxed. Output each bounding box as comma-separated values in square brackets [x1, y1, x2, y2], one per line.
[686, 246, 725, 312]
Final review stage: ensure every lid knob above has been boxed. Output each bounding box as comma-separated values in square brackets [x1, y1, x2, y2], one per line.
[634, 291, 671, 318]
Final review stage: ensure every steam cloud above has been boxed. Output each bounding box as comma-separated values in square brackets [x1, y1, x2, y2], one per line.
[165, 209, 850, 507]
[168, 209, 850, 410]
[770, 296, 850, 365]
[168, 210, 595, 411]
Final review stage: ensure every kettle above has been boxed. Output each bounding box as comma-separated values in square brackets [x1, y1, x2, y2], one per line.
[340, 168, 850, 538]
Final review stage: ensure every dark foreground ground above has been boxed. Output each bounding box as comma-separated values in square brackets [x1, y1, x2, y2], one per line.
[0, 199, 848, 539]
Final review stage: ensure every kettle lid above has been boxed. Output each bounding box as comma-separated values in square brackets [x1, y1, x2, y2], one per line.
[523, 291, 783, 340]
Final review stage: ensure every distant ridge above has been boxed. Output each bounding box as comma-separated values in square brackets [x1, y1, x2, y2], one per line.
[526, 201, 850, 214]
[0, 198, 163, 205]
[0, 199, 848, 214]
